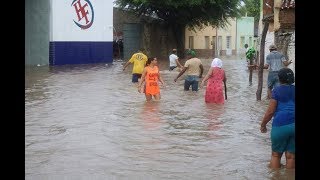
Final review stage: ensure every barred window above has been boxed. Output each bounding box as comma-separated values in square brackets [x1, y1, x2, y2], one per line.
[226, 36, 231, 49]
[189, 36, 194, 49]
[205, 36, 210, 49]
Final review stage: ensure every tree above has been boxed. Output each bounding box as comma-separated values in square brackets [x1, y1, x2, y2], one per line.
[115, 0, 242, 57]
[256, 21, 269, 101]
[239, 0, 261, 23]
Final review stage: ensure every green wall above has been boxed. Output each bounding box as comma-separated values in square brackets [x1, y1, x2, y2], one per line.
[25, 0, 50, 66]
[236, 17, 254, 50]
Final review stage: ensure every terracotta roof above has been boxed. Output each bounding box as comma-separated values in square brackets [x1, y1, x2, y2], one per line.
[281, 0, 295, 9]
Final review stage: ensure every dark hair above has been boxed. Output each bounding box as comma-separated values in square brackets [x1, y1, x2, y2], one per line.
[278, 68, 294, 84]
[146, 57, 156, 65]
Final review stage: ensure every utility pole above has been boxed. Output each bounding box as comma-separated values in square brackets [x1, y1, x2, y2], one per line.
[215, 27, 218, 57]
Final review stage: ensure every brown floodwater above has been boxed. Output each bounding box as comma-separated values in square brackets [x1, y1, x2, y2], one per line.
[25, 57, 295, 179]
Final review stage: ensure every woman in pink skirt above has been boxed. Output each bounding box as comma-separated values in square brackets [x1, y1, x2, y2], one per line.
[200, 58, 227, 104]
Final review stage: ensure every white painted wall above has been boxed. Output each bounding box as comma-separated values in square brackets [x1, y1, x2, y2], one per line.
[287, 31, 295, 73]
[263, 31, 295, 73]
[217, 18, 237, 51]
[184, 18, 237, 55]
[50, 0, 113, 41]
[185, 26, 217, 49]
[264, 31, 274, 61]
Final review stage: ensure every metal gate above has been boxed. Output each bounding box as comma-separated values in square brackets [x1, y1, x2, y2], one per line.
[123, 23, 142, 60]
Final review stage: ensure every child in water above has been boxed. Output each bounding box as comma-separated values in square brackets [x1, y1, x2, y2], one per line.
[138, 57, 165, 101]
[260, 67, 295, 169]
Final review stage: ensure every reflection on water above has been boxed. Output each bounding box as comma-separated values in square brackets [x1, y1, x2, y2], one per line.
[25, 58, 294, 179]
[140, 101, 162, 130]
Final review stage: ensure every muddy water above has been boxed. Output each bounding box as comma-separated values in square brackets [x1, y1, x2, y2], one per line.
[25, 57, 295, 179]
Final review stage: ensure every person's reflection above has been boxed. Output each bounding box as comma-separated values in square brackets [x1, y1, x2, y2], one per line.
[140, 101, 162, 130]
[205, 103, 225, 138]
[138, 101, 163, 160]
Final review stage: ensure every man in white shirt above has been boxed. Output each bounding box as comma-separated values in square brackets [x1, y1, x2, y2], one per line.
[169, 49, 183, 71]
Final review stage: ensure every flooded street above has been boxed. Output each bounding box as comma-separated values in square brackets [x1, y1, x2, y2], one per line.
[25, 57, 295, 179]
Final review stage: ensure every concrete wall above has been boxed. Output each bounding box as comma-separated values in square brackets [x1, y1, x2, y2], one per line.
[259, 30, 295, 74]
[279, 9, 295, 29]
[113, 8, 140, 40]
[25, 0, 50, 66]
[185, 26, 217, 49]
[184, 18, 237, 58]
[184, 26, 217, 58]
[26, 0, 113, 66]
[50, 0, 113, 42]
[217, 18, 237, 56]
[287, 31, 295, 74]
[258, 0, 295, 73]
[113, 8, 177, 60]
[144, 23, 177, 59]
[49, 0, 113, 65]
[183, 17, 255, 58]
[264, 31, 275, 61]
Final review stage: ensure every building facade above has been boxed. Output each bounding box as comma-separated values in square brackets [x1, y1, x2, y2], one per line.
[26, 0, 114, 66]
[236, 17, 255, 55]
[184, 17, 254, 58]
[113, 8, 178, 61]
[218, 19, 237, 56]
[184, 25, 217, 58]
[259, 0, 295, 72]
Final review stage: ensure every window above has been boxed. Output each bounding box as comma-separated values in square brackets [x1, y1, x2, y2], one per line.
[205, 36, 210, 49]
[240, 36, 245, 48]
[212, 36, 216, 50]
[218, 36, 222, 50]
[226, 36, 231, 49]
[189, 36, 194, 49]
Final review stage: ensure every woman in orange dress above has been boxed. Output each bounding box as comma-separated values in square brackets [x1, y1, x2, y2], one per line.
[200, 58, 227, 104]
[138, 57, 165, 101]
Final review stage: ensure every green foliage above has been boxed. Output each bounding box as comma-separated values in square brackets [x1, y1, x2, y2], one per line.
[115, 0, 242, 29]
[239, 0, 260, 22]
